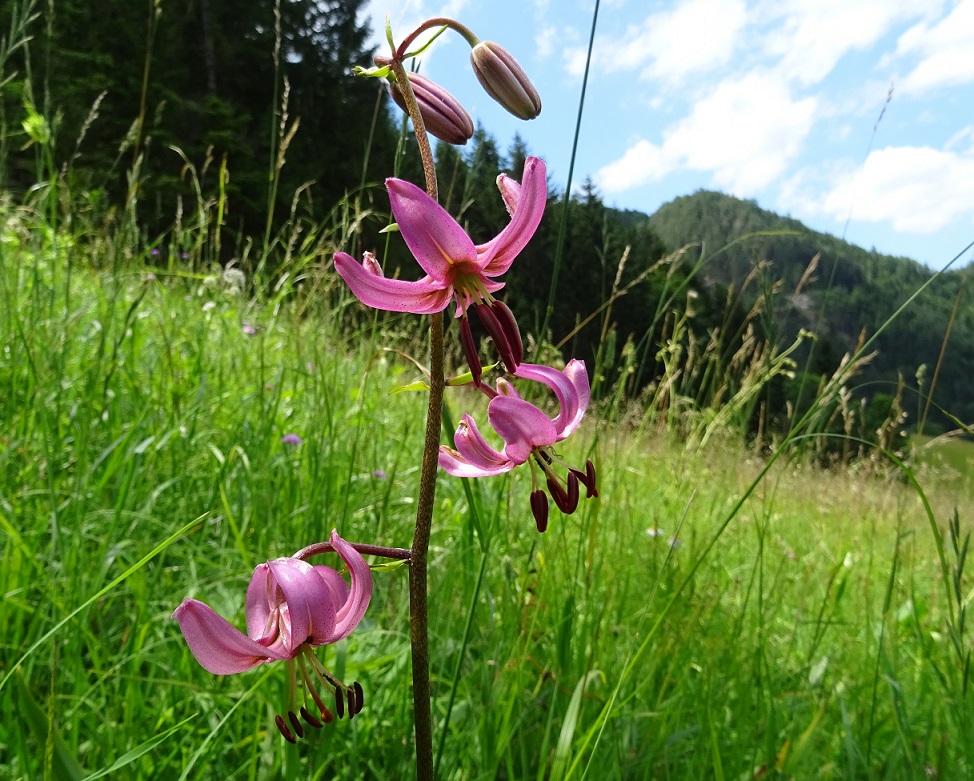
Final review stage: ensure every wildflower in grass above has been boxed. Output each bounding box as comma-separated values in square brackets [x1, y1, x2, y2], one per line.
[334, 157, 546, 373]
[469, 40, 542, 120]
[387, 69, 474, 145]
[172, 531, 372, 742]
[280, 433, 303, 446]
[438, 360, 598, 532]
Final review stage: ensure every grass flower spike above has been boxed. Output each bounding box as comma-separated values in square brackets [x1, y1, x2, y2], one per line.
[172, 531, 372, 742]
[439, 360, 598, 531]
[334, 156, 546, 317]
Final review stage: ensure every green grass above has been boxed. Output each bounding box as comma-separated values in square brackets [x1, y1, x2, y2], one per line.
[911, 433, 974, 493]
[3, 206, 974, 781]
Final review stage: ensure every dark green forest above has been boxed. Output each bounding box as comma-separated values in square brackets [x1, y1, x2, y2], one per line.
[650, 191, 974, 432]
[2, 0, 970, 438]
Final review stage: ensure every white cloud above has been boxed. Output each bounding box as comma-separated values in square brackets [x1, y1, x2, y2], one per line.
[595, 140, 671, 192]
[564, 0, 747, 83]
[596, 71, 817, 195]
[896, 0, 974, 93]
[363, 0, 470, 52]
[757, 0, 930, 86]
[790, 146, 974, 233]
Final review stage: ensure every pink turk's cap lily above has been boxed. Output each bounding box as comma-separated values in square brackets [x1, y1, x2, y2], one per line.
[334, 157, 546, 317]
[389, 71, 474, 146]
[172, 531, 372, 740]
[438, 360, 597, 528]
[470, 41, 542, 120]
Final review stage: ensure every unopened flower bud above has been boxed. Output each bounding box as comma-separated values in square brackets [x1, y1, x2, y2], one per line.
[390, 72, 474, 146]
[470, 41, 541, 120]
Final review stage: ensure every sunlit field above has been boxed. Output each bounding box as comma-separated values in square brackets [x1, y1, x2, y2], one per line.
[3, 0, 973, 778]
[2, 226, 972, 778]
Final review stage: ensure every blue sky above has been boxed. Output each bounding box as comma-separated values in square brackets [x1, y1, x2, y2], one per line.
[363, 0, 974, 270]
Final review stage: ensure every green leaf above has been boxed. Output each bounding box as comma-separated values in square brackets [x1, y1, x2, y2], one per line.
[15, 672, 85, 781]
[81, 715, 197, 780]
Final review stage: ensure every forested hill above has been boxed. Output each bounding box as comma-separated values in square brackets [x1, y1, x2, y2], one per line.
[646, 190, 974, 428]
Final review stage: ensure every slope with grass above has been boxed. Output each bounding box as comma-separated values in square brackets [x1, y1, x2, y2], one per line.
[647, 190, 974, 429]
[2, 199, 974, 779]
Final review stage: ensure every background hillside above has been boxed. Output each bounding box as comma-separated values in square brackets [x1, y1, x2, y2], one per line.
[647, 190, 974, 431]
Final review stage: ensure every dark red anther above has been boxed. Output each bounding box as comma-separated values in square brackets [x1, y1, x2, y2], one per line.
[275, 714, 297, 743]
[300, 706, 323, 729]
[530, 490, 549, 533]
[565, 471, 580, 514]
[288, 710, 305, 739]
[570, 459, 598, 498]
[354, 681, 365, 714]
[459, 314, 483, 387]
[585, 460, 598, 498]
[346, 687, 356, 720]
[335, 687, 346, 720]
[476, 303, 519, 374]
[491, 300, 523, 366]
[547, 476, 571, 514]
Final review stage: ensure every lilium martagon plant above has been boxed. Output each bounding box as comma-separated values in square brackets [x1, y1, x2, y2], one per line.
[334, 156, 547, 382]
[172, 531, 371, 743]
[438, 360, 598, 533]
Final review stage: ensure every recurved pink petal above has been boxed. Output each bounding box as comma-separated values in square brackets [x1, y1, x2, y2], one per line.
[514, 360, 590, 439]
[320, 531, 373, 643]
[245, 562, 276, 644]
[173, 599, 283, 675]
[334, 252, 453, 314]
[265, 558, 337, 655]
[488, 395, 559, 463]
[477, 157, 547, 276]
[495, 172, 520, 217]
[386, 178, 477, 280]
[438, 414, 515, 477]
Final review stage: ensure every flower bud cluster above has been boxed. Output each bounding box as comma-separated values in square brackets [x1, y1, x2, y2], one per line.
[375, 26, 540, 146]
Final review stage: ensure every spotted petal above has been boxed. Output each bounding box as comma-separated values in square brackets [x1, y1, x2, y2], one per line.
[387, 178, 478, 280]
[477, 157, 547, 276]
[173, 598, 285, 675]
[439, 414, 516, 477]
[514, 360, 590, 439]
[334, 252, 454, 314]
[488, 395, 559, 463]
[319, 530, 373, 643]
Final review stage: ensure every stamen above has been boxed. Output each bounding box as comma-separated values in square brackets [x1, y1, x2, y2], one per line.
[585, 459, 598, 498]
[275, 714, 297, 744]
[477, 303, 518, 373]
[530, 490, 549, 533]
[346, 686, 356, 720]
[335, 687, 346, 720]
[354, 681, 365, 714]
[547, 475, 570, 513]
[288, 710, 306, 739]
[300, 706, 323, 729]
[491, 301, 523, 366]
[459, 314, 483, 387]
[565, 471, 580, 514]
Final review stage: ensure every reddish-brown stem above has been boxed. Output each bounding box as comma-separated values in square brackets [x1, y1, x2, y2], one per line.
[395, 17, 478, 60]
[293, 541, 412, 562]
[389, 49, 444, 781]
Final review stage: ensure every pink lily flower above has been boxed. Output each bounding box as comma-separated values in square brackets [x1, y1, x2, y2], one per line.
[438, 360, 598, 532]
[172, 530, 372, 742]
[333, 156, 546, 319]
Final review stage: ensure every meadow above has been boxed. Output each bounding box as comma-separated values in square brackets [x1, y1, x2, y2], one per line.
[3, 1, 974, 777]
[2, 190, 973, 780]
